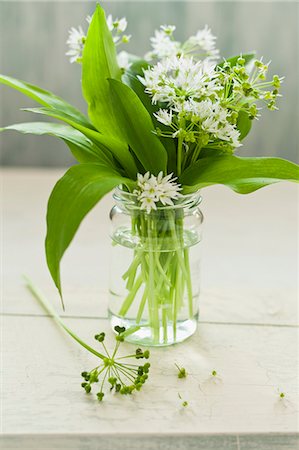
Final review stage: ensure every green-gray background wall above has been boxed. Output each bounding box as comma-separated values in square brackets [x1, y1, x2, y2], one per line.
[0, 0, 298, 166]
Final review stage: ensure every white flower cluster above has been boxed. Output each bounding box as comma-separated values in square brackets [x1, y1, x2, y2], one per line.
[134, 172, 182, 213]
[145, 24, 219, 63]
[66, 15, 130, 65]
[140, 55, 241, 148]
[140, 56, 219, 104]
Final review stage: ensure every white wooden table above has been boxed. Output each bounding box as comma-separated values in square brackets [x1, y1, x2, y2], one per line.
[1, 169, 298, 450]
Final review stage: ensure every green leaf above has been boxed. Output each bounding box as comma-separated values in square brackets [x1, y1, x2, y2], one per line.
[236, 110, 252, 140]
[108, 79, 168, 174]
[217, 52, 256, 69]
[46, 163, 134, 299]
[0, 122, 111, 164]
[180, 155, 299, 194]
[0, 74, 93, 129]
[22, 107, 138, 178]
[82, 4, 122, 136]
[123, 60, 153, 113]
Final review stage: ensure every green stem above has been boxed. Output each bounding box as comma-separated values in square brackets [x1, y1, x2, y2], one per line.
[118, 273, 143, 316]
[24, 276, 106, 360]
[184, 248, 194, 317]
[148, 217, 160, 343]
[136, 286, 148, 323]
[177, 134, 183, 176]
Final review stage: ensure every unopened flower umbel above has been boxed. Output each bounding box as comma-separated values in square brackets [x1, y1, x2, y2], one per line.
[1, 3, 298, 348]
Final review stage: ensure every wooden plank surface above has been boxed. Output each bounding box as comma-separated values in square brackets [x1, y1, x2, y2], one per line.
[1, 169, 298, 449]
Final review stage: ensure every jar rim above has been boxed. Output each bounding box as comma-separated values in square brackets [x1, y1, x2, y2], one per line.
[113, 185, 202, 211]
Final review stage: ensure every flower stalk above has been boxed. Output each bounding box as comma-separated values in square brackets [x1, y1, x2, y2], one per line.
[24, 276, 150, 401]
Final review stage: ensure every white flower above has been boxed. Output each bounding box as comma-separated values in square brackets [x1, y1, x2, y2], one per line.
[154, 109, 173, 126]
[147, 27, 180, 60]
[160, 25, 176, 35]
[216, 124, 241, 148]
[186, 25, 219, 61]
[140, 196, 157, 214]
[136, 172, 182, 213]
[117, 17, 128, 33]
[106, 14, 127, 33]
[137, 172, 151, 189]
[117, 51, 132, 71]
[66, 26, 85, 63]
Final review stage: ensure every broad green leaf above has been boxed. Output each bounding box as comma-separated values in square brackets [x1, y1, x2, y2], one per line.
[180, 155, 299, 194]
[0, 74, 93, 129]
[82, 4, 122, 136]
[46, 163, 134, 299]
[23, 107, 138, 178]
[236, 110, 252, 140]
[217, 53, 256, 69]
[0, 122, 112, 164]
[108, 79, 168, 174]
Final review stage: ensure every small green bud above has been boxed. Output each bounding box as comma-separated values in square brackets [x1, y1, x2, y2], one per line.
[177, 367, 187, 378]
[254, 60, 263, 68]
[143, 363, 150, 373]
[135, 348, 143, 359]
[143, 350, 150, 359]
[273, 75, 281, 88]
[114, 325, 126, 334]
[108, 377, 117, 386]
[115, 383, 121, 393]
[237, 57, 245, 66]
[120, 386, 130, 395]
[182, 401, 188, 407]
[121, 34, 131, 44]
[84, 384, 91, 394]
[97, 392, 104, 401]
[212, 370, 217, 377]
[280, 392, 285, 398]
[95, 332, 105, 342]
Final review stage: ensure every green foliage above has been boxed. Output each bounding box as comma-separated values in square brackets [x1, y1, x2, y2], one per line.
[0, 122, 111, 164]
[236, 110, 252, 140]
[108, 79, 168, 174]
[45, 163, 134, 297]
[0, 74, 93, 129]
[82, 4, 122, 136]
[180, 155, 299, 194]
[22, 107, 137, 178]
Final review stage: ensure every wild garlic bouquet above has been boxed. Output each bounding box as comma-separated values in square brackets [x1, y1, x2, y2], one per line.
[1, 4, 298, 345]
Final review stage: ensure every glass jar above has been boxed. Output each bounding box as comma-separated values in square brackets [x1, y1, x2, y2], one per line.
[108, 187, 204, 347]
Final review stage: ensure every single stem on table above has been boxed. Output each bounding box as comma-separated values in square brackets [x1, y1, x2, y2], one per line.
[23, 276, 106, 360]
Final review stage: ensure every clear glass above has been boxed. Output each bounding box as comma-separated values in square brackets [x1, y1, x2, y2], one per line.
[108, 187, 203, 347]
